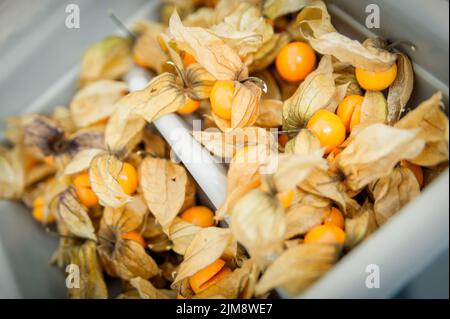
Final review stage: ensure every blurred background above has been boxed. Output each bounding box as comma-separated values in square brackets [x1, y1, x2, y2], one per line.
[0, 0, 448, 298]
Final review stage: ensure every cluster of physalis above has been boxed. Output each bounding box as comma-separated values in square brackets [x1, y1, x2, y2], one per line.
[0, 0, 448, 299]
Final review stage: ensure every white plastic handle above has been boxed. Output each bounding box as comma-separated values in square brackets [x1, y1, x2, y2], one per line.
[124, 67, 228, 209]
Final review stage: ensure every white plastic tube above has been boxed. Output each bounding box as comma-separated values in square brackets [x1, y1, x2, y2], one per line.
[125, 67, 228, 209]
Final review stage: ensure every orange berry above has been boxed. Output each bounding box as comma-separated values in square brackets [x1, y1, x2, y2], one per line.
[336, 95, 364, 132]
[307, 110, 346, 154]
[92, 117, 109, 126]
[73, 172, 98, 207]
[210, 80, 235, 120]
[43, 155, 54, 166]
[401, 160, 424, 188]
[121, 231, 146, 247]
[182, 51, 196, 66]
[180, 206, 215, 228]
[177, 98, 201, 115]
[323, 207, 345, 229]
[355, 63, 398, 91]
[118, 162, 138, 195]
[32, 197, 56, 224]
[277, 189, 295, 209]
[304, 224, 346, 245]
[189, 259, 230, 294]
[278, 133, 289, 147]
[26, 157, 38, 170]
[276, 42, 316, 82]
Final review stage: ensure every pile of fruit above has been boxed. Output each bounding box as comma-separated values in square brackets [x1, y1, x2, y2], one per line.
[0, 0, 448, 298]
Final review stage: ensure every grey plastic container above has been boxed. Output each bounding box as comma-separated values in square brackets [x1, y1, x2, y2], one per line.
[0, 0, 448, 298]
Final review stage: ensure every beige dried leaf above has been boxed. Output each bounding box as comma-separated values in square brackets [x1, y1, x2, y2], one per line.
[368, 167, 420, 226]
[98, 200, 160, 280]
[140, 157, 188, 234]
[70, 80, 128, 128]
[336, 124, 425, 191]
[184, 63, 216, 100]
[68, 241, 108, 299]
[192, 126, 274, 159]
[23, 115, 65, 159]
[344, 202, 376, 250]
[395, 92, 449, 166]
[359, 91, 387, 126]
[89, 153, 132, 208]
[52, 106, 76, 134]
[387, 53, 414, 125]
[299, 168, 360, 216]
[285, 129, 322, 156]
[264, 0, 315, 19]
[79, 35, 132, 87]
[57, 189, 97, 241]
[282, 55, 336, 131]
[64, 148, 104, 175]
[255, 99, 283, 128]
[263, 152, 328, 193]
[193, 259, 259, 299]
[249, 32, 290, 73]
[172, 227, 236, 287]
[131, 72, 187, 123]
[104, 95, 146, 154]
[297, 1, 396, 71]
[129, 277, 175, 299]
[169, 11, 247, 81]
[132, 28, 168, 74]
[255, 243, 340, 296]
[230, 81, 262, 129]
[169, 217, 202, 255]
[230, 189, 286, 268]
[211, 2, 273, 58]
[285, 204, 331, 239]
[0, 146, 25, 199]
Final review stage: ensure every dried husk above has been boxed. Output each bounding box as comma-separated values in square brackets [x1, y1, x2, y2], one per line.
[299, 168, 360, 216]
[255, 99, 283, 128]
[211, 2, 273, 59]
[57, 188, 97, 241]
[132, 25, 168, 73]
[285, 202, 331, 239]
[23, 115, 65, 159]
[248, 32, 290, 73]
[217, 145, 273, 220]
[129, 277, 175, 299]
[284, 128, 322, 156]
[368, 167, 421, 226]
[193, 259, 259, 299]
[67, 241, 108, 299]
[169, 11, 248, 81]
[395, 92, 449, 167]
[139, 157, 189, 234]
[64, 148, 104, 176]
[142, 129, 170, 159]
[282, 55, 336, 132]
[263, 0, 315, 19]
[104, 95, 146, 155]
[230, 189, 286, 268]
[131, 72, 187, 123]
[172, 227, 236, 288]
[192, 126, 274, 159]
[297, 1, 396, 72]
[212, 81, 262, 131]
[89, 153, 132, 208]
[255, 243, 340, 295]
[169, 217, 202, 255]
[262, 152, 328, 193]
[52, 106, 76, 134]
[344, 201, 377, 250]
[79, 35, 133, 87]
[184, 63, 216, 100]
[70, 80, 128, 128]
[0, 146, 25, 199]
[98, 199, 160, 280]
[387, 53, 414, 125]
[359, 90, 387, 126]
[336, 124, 426, 192]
